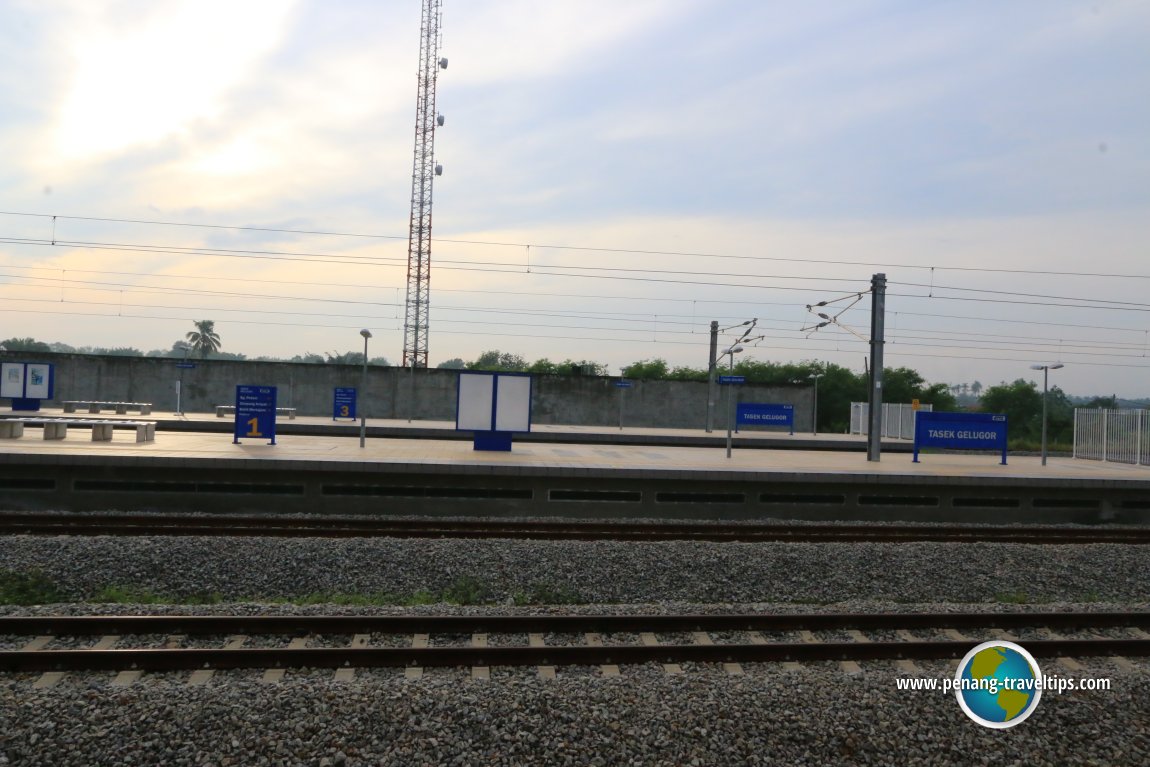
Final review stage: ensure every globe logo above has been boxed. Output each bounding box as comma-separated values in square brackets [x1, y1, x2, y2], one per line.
[954, 641, 1043, 728]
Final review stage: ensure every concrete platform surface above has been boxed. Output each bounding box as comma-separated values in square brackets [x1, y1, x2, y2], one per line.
[1, 409, 1146, 484]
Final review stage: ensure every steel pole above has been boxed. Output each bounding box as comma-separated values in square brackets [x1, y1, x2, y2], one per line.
[812, 376, 819, 436]
[867, 273, 886, 462]
[1041, 367, 1049, 466]
[359, 336, 369, 448]
[706, 321, 718, 433]
[725, 356, 734, 458]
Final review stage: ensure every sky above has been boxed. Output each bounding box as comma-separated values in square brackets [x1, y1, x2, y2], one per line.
[1, 0, 1149, 397]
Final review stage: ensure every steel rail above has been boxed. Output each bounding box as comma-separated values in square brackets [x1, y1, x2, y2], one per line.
[3, 640, 1149, 673]
[2, 513, 1148, 544]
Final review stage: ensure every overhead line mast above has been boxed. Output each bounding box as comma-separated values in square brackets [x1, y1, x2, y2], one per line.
[402, 0, 447, 368]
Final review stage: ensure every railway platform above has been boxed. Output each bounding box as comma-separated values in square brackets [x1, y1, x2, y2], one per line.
[1, 408, 1148, 524]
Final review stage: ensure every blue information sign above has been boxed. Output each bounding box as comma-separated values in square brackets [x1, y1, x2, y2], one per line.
[736, 403, 795, 435]
[333, 387, 357, 420]
[615, 381, 633, 388]
[175, 362, 196, 369]
[913, 411, 1007, 465]
[233, 385, 277, 445]
[719, 375, 745, 384]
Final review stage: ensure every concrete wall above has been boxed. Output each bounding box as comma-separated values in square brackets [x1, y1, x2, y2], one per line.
[0, 351, 814, 431]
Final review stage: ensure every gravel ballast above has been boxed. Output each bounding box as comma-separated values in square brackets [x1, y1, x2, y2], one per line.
[3, 533, 1149, 765]
[1, 534, 1148, 603]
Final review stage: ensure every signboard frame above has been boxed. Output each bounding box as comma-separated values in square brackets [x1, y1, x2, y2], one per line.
[913, 411, 1008, 465]
[233, 385, 278, 445]
[333, 387, 357, 421]
[2, 362, 54, 411]
[736, 403, 795, 435]
[455, 371, 533, 451]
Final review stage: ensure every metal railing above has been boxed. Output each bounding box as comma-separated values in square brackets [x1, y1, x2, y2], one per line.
[1073, 409, 1150, 466]
[850, 403, 932, 440]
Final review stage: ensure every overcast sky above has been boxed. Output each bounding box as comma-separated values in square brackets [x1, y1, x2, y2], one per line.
[1, 0, 1148, 396]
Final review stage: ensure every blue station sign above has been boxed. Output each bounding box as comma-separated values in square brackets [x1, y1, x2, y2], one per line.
[333, 387, 357, 420]
[614, 380, 633, 388]
[719, 375, 745, 385]
[233, 385, 277, 445]
[913, 411, 1007, 465]
[736, 403, 795, 435]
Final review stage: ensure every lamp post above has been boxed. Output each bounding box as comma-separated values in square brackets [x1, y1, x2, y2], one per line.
[1029, 362, 1064, 466]
[723, 345, 744, 458]
[359, 329, 372, 448]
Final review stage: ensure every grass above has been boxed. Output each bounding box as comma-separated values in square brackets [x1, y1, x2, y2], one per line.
[512, 582, 585, 606]
[0, 568, 64, 605]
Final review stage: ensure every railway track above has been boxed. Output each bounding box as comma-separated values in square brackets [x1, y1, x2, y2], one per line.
[3, 611, 1149, 675]
[2, 512, 1149, 544]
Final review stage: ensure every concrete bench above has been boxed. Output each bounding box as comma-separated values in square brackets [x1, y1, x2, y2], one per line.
[215, 405, 297, 419]
[0, 418, 156, 443]
[63, 400, 153, 415]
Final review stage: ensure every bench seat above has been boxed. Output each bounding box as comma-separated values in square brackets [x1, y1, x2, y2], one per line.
[63, 401, 153, 415]
[0, 418, 156, 443]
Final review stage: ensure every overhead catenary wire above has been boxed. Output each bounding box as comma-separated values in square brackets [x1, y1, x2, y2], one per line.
[6, 211, 1150, 376]
[5, 209, 1150, 281]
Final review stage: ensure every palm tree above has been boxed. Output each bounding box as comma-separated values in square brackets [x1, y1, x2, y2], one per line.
[185, 320, 222, 359]
[971, 380, 983, 398]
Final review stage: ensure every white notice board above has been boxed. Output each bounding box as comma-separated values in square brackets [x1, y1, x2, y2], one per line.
[457, 373, 496, 431]
[24, 364, 51, 399]
[456, 372, 532, 432]
[494, 375, 531, 432]
[1, 363, 24, 399]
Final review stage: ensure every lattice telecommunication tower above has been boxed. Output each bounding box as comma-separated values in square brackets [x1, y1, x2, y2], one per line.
[402, 0, 447, 368]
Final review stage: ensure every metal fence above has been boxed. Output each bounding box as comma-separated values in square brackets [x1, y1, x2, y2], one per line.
[1073, 409, 1150, 466]
[849, 402, 933, 440]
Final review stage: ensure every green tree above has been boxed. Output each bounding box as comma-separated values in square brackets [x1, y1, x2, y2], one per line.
[1082, 395, 1118, 410]
[325, 351, 366, 365]
[919, 383, 958, 412]
[185, 320, 222, 359]
[437, 358, 467, 370]
[467, 350, 528, 372]
[979, 379, 1045, 441]
[814, 362, 867, 433]
[622, 358, 669, 380]
[0, 337, 51, 352]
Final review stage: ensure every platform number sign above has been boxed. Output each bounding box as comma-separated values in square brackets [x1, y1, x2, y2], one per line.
[233, 385, 277, 445]
[333, 387, 357, 421]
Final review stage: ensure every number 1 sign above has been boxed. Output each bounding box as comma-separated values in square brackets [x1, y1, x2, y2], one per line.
[233, 385, 277, 445]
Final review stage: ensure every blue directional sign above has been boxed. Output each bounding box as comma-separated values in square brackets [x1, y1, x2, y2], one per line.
[333, 387, 357, 421]
[914, 411, 1007, 465]
[233, 385, 277, 445]
[736, 403, 795, 435]
[719, 375, 745, 385]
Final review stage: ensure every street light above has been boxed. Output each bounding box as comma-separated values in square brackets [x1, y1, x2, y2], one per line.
[359, 329, 372, 448]
[1029, 362, 1064, 466]
[723, 345, 744, 458]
